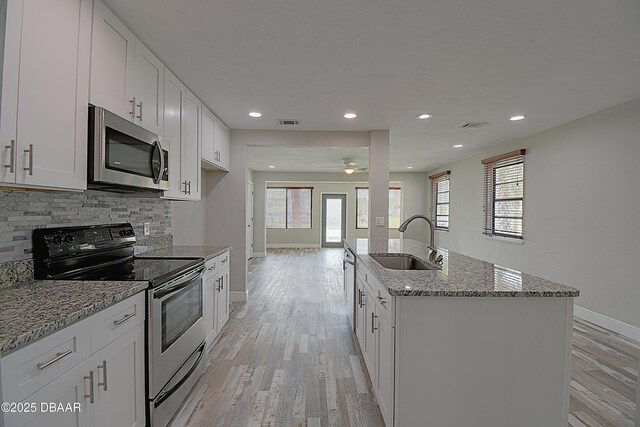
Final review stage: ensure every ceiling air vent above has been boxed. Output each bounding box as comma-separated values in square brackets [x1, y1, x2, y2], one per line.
[277, 119, 301, 126]
[461, 122, 489, 128]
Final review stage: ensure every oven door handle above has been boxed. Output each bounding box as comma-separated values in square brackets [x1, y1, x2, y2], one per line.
[154, 341, 206, 408]
[153, 266, 205, 299]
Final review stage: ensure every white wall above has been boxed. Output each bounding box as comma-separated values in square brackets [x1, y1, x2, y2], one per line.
[429, 98, 640, 331]
[251, 171, 429, 252]
[170, 192, 207, 246]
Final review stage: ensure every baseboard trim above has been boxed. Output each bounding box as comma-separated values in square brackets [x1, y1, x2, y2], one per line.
[230, 290, 248, 302]
[251, 252, 267, 258]
[574, 305, 640, 342]
[266, 244, 321, 249]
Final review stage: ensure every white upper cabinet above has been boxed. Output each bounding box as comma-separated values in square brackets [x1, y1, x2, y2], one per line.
[215, 119, 230, 171]
[201, 105, 230, 172]
[0, 0, 91, 190]
[201, 105, 216, 165]
[90, 0, 163, 135]
[134, 42, 164, 135]
[182, 90, 201, 199]
[162, 68, 200, 200]
[89, 0, 135, 121]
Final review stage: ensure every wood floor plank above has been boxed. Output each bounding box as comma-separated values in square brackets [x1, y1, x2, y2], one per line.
[171, 249, 637, 427]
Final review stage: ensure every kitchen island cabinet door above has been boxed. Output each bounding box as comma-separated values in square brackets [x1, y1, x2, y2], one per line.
[90, 0, 136, 121]
[355, 277, 367, 351]
[1, 0, 91, 190]
[376, 310, 395, 427]
[93, 323, 146, 427]
[3, 358, 95, 427]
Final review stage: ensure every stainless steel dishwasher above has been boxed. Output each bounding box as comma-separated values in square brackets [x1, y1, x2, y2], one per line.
[343, 248, 356, 331]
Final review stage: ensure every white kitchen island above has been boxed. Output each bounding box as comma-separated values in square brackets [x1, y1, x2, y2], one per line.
[344, 238, 579, 427]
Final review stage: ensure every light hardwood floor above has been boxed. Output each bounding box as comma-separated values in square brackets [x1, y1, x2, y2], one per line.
[174, 248, 638, 427]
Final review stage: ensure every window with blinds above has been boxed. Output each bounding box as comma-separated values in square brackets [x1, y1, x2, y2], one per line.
[482, 149, 526, 238]
[429, 171, 450, 230]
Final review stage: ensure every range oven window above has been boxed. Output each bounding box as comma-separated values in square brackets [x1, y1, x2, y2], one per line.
[105, 127, 168, 181]
[161, 281, 202, 352]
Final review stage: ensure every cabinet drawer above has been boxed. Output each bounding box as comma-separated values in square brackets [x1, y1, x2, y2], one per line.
[1, 320, 91, 402]
[205, 251, 230, 278]
[91, 292, 145, 353]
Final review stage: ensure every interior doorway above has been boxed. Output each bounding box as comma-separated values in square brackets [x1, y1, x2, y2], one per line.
[321, 194, 347, 248]
[247, 181, 254, 260]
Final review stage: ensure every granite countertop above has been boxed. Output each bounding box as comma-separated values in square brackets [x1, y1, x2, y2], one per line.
[0, 280, 148, 355]
[345, 238, 580, 297]
[137, 245, 231, 260]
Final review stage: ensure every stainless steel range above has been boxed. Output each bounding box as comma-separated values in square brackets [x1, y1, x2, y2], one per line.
[33, 223, 206, 427]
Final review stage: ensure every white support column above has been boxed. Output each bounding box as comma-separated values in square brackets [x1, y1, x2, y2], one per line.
[368, 130, 390, 240]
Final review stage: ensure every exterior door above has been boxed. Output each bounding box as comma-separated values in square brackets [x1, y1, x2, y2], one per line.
[321, 194, 347, 248]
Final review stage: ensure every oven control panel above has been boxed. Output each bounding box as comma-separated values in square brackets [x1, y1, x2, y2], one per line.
[33, 223, 136, 259]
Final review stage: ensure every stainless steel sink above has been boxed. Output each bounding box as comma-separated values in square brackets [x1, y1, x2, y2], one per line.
[369, 254, 439, 270]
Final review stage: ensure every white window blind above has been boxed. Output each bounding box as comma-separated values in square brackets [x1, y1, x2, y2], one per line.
[429, 171, 450, 230]
[482, 149, 526, 239]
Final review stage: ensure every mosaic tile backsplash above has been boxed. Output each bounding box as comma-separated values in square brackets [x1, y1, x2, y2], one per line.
[0, 189, 172, 265]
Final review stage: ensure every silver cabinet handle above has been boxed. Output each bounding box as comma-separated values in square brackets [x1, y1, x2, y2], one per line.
[113, 312, 135, 325]
[378, 296, 387, 306]
[37, 349, 73, 370]
[84, 370, 95, 403]
[24, 144, 33, 175]
[4, 140, 15, 173]
[221, 256, 228, 264]
[97, 360, 108, 391]
[136, 100, 143, 121]
[358, 290, 363, 308]
[129, 97, 136, 118]
[182, 180, 188, 194]
[371, 312, 378, 333]
[187, 180, 191, 195]
[216, 277, 222, 292]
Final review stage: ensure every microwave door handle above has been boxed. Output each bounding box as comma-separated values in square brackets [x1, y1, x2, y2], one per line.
[157, 140, 165, 184]
[150, 141, 164, 184]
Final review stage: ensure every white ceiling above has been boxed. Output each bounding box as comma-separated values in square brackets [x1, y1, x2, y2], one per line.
[104, 0, 640, 172]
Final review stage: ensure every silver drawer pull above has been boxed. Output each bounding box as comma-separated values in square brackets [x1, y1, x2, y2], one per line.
[378, 296, 387, 305]
[113, 312, 135, 326]
[97, 360, 108, 391]
[371, 313, 378, 333]
[221, 256, 228, 264]
[84, 370, 94, 404]
[37, 349, 73, 370]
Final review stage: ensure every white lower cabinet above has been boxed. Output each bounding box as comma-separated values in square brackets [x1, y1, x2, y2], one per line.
[1, 293, 146, 427]
[203, 251, 231, 348]
[93, 325, 146, 427]
[355, 267, 395, 427]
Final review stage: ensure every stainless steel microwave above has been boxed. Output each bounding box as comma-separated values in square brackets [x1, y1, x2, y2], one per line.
[88, 106, 169, 192]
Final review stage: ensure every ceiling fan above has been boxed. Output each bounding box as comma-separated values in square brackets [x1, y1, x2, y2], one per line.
[343, 158, 368, 174]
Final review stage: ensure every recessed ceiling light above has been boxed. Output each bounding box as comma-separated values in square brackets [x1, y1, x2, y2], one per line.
[344, 113, 357, 119]
[416, 113, 433, 119]
[406, 166, 414, 169]
[268, 165, 275, 168]
[509, 115, 525, 121]
[249, 111, 262, 118]
[453, 144, 463, 148]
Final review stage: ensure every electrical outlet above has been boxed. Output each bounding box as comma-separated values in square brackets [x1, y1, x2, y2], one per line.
[143, 222, 150, 236]
[375, 217, 385, 227]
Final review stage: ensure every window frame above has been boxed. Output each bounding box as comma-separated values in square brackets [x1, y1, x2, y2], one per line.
[482, 149, 526, 239]
[429, 171, 450, 231]
[355, 187, 402, 229]
[266, 186, 313, 229]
